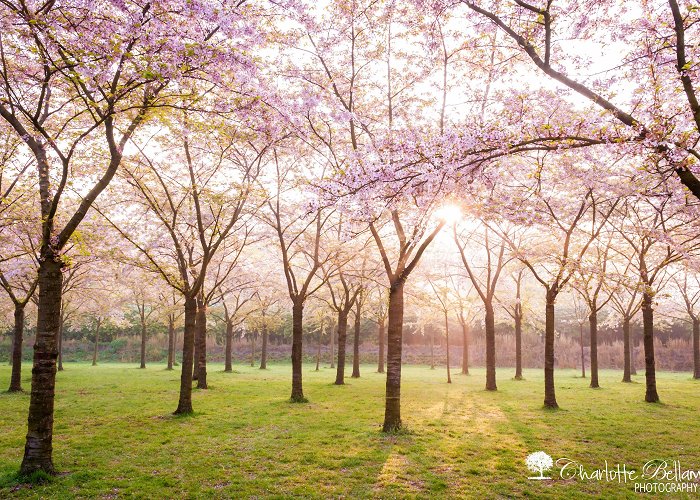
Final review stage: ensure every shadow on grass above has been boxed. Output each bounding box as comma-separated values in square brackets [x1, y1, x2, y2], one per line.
[0, 469, 54, 490]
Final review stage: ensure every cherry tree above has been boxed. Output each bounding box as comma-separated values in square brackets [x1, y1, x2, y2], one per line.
[0, 0, 267, 474]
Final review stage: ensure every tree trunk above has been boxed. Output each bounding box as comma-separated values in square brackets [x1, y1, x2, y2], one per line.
[580, 323, 586, 378]
[377, 316, 385, 373]
[622, 318, 631, 382]
[139, 316, 147, 369]
[174, 295, 197, 414]
[329, 320, 335, 369]
[9, 332, 13, 366]
[485, 303, 496, 391]
[693, 318, 700, 379]
[8, 303, 25, 392]
[351, 303, 361, 378]
[167, 315, 175, 370]
[224, 320, 233, 372]
[641, 292, 659, 402]
[544, 290, 558, 408]
[92, 319, 101, 367]
[461, 321, 469, 375]
[290, 301, 305, 402]
[445, 311, 451, 384]
[514, 309, 522, 380]
[195, 298, 207, 389]
[383, 281, 404, 432]
[20, 258, 63, 475]
[57, 313, 64, 372]
[260, 324, 268, 369]
[589, 309, 599, 388]
[334, 311, 349, 385]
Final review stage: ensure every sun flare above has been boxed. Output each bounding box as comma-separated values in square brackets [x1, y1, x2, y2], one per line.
[435, 204, 463, 224]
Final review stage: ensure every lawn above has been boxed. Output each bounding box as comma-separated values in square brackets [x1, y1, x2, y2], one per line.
[1, 363, 698, 498]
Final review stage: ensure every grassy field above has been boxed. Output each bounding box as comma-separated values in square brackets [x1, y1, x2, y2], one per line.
[1, 363, 699, 499]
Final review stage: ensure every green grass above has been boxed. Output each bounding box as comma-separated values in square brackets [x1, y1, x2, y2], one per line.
[1, 363, 699, 498]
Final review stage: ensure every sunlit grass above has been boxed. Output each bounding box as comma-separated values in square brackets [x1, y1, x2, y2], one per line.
[1, 363, 698, 498]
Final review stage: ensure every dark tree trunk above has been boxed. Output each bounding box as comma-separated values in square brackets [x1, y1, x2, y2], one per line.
[693, 318, 700, 379]
[334, 311, 349, 385]
[485, 304, 496, 391]
[167, 315, 175, 370]
[622, 318, 632, 382]
[139, 317, 147, 369]
[445, 311, 451, 384]
[544, 290, 558, 408]
[174, 295, 197, 414]
[383, 281, 404, 432]
[377, 316, 385, 373]
[290, 302, 305, 402]
[329, 321, 335, 369]
[589, 309, 599, 388]
[195, 298, 207, 389]
[92, 319, 101, 367]
[9, 303, 26, 392]
[351, 303, 361, 378]
[514, 308, 522, 380]
[641, 292, 659, 402]
[20, 258, 63, 475]
[224, 320, 233, 372]
[57, 314, 64, 372]
[260, 324, 268, 369]
[580, 323, 586, 378]
[461, 321, 469, 375]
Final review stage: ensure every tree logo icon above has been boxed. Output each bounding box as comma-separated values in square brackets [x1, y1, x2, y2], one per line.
[525, 451, 554, 480]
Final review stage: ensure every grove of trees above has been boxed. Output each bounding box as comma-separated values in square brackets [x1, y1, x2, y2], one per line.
[1, 0, 699, 479]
